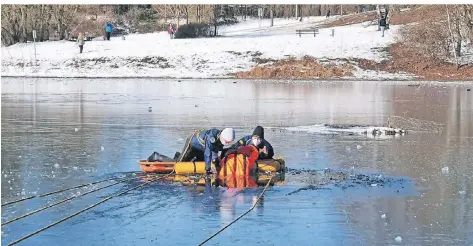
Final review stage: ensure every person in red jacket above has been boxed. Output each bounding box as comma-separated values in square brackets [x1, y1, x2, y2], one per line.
[167, 24, 174, 39]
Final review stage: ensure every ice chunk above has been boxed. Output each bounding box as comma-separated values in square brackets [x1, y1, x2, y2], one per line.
[54, 163, 60, 168]
[74, 128, 79, 132]
[101, 146, 105, 151]
[395, 236, 402, 243]
[441, 167, 449, 174]
[371, 184, 378, 187]
[381, 214, 386, 219]
[459, 190, 466, 195]
[356, 145, 362, 149]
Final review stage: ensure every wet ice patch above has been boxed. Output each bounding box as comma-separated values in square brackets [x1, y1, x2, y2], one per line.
[54, 163, 60, 168]
[286, 168, 415, 197]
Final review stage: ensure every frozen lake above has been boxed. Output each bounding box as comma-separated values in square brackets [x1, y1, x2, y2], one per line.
[2, 78, 472, 245]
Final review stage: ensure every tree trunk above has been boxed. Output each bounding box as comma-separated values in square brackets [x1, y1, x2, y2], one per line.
[455, 15, 462, 57]
[196, 5, 200, 23]
[296, 4, 298, 19]
[185, 6, 189, 24]
[213, 5, 219, 36]
[177, 5, 180, 26]
[244, 5, 247, 20]
[39, 5, 44, 41]
[270, 8, 274, 26]
[20, 6, 27, 42]
[456, 39, 462, 57]
[164, 5, 167, 23]
[446, 6, 460, 67]
[299, 5, 303, 22]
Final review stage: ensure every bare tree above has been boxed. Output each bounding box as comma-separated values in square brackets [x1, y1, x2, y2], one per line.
[184, 5, 189, 24]
[212, 5, 220, 36]
[446, 5, 460, 66]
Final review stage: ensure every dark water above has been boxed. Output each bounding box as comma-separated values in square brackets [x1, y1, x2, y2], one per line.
[1, 78, 472, 246]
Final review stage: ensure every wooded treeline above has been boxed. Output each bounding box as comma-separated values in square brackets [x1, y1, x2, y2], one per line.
[1, 4, 381, 46]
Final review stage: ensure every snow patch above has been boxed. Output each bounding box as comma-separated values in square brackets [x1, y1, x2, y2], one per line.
[2, 18, 404, 79]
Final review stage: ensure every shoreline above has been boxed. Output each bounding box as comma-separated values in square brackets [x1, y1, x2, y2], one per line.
[2, 75, 473, 85]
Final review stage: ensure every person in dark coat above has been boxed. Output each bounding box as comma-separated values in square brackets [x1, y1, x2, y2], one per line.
[326, 10, 331, 18]
[177, 128, 235, 174]
[379, 17, 387, 37]
[233, 126, 274, 160]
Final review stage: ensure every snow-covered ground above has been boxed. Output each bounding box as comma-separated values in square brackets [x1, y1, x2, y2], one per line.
[1, 16, 414, 79]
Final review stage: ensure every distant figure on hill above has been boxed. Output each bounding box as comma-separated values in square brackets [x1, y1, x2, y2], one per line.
[77, 32, 85, 54]
[105, 23, 113, 41]
[326, 10, 331, 18]
[379, 17, 387, 37]
[167, 24, 174, 39]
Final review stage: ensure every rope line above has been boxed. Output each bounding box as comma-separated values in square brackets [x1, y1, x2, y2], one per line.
[2, 176, 140, 226]
[6, 171, 174, 246]
[1, 173, 141, 207]
[198, 174, 274, 246]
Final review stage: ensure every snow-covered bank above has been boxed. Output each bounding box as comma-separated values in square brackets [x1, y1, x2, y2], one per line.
[1, 17, 413, 79]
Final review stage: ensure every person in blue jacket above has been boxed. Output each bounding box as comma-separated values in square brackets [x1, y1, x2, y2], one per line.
[177, 128, 235, 174]
[234, 126, 274, 160]
[105, 23, 113, 41]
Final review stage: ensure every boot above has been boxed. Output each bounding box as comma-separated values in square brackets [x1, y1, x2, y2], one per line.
[173, 152, 181, 161]
[147, 152, 160, 162]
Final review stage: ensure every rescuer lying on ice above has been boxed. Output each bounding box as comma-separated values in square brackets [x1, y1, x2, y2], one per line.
[176, 128, 235, 174]
[217, 144, 260, 188]
[233, 126, 274, 160]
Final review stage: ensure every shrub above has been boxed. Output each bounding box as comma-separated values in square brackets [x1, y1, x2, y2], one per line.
[174, 23, 212, 39]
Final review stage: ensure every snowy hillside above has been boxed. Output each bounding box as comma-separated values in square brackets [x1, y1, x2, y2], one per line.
[1, 16, 413, 79]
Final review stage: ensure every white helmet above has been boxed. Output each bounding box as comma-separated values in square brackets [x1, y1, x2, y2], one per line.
[219, 128, 235, 146]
